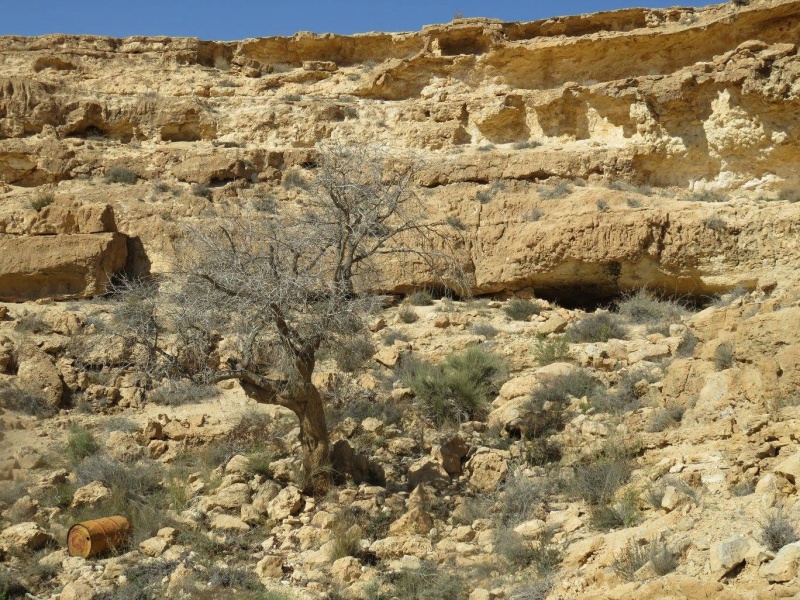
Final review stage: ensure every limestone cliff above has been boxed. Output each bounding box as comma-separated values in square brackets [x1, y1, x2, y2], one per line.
[1, 0, 799, 300]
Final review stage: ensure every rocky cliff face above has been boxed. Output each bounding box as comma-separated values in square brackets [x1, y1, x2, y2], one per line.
[2, 0, 800, 300]
[5, 3, 800, 600]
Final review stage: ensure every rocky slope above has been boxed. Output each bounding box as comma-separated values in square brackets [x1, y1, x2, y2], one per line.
[3, 1, 800, 599]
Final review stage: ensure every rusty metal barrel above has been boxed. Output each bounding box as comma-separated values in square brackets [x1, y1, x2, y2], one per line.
[67, 516, 131, 558]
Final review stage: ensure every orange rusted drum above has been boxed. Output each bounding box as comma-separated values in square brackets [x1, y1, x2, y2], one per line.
[67, 516, 130, 558]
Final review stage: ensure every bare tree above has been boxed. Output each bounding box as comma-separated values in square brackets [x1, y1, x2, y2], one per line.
[111, 143, 466, 492]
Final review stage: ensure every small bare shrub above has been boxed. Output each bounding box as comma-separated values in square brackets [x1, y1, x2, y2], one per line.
[538, 182, 572, 200]
[568, 447, 632, 506]
[730, 480, 755, 497]
[617, 289, 687, 326]
[148, 380, 219, 406]
[626, 198, 642, 208]
[704, 215, 727, 231]
[504, 298, 541, 321]
[513, 141, 541, 150]
[281, 93, 302, 102]
[408, 290, 434, 306]
[383, 330, 409, 346]
[714, 342, 735, 370]
[31, 193, 54, 211]
[0, 385, 56, 417]
[332, 336, 375, 373]
[398, 306, 418, 323]
[567, 312, 627, 343]
[589, 489, 639, 531]
[104, 166, 138, 185]
[688, 190, 727, 203]
[446, 215, 466, 230]
[190, 182, 212, 199]
[778, 189, 800, 203]
[760, 505, 799, 552]
[596, 199, 610, 213]
[525, 207, 545, 222]
[471, 322, 499, 339]
[647, 403, 685, 432]
[593, 367, 659, 414]
[613, 537, 677, 581]
[328, 509, 363, 561]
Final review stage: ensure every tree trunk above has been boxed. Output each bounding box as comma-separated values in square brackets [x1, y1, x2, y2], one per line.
[240, 378, 331, 495]
[296, 383, 331, 494]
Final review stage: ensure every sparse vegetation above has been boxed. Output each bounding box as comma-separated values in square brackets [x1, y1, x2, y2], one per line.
[613, 537, 677, 581]
[408, 290, 434, 306]
[647, 403, 685, 432]
[538, 181, 573, 200]
[617, 289, 687, 326]
[567, 445, 632, 506]
[190, 182, 212, 199]
[31, 193, 54, 211]
[446, 215, 466, 230]
[596, 199, 610, 213]
[704, 215, 727, 231]
[398, 305, 419, 323]
[626, 197, 642, 208]
[148, 380, 220, 406]
[778, 189, 800, 203]
[567, 312, 627, 343]
[0, 385, 57, 417]
[533, 335, 570, 365]
[66, 425, 100, 464]
[471, 322, 499, 338]
[382, 330, 410, 346]
[513, 140, 541, 150]
[504, 298, 541, 321]
[759, 505, 799, 552]
[589, 489, 640, 531]
[714, 341, 735, 370]
[104, 166, 138, 185]
[730, 480, 755, 497]
[331, 335, 375, 373]
[689, 190, 727, 203]
[525, 207, 545, 222]
[400, 347, 507, 424]
[593, 367, 659, 414]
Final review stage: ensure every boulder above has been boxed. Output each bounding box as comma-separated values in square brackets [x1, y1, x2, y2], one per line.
[466, 448, 510, 492]
[255, 555, 284, 580]
[0, 522, 53, 552]
[16, 349, 64, 407]
[331, 556, 362, 583]
[762, 541, 800, 583]
[0, 233, 128, 301]
[268, 485, 303, 520]
[71, 481, 112, 508]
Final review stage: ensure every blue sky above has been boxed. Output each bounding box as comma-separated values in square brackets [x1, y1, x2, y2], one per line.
[4, 1, 715, 40]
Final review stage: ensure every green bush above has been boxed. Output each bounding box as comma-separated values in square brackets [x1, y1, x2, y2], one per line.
[31, 193, 55, 211]
[566, 312, 627, 343]
[504, 298, 541, 321]
[408, 291, 434, 306]
[104, 166, 138, 184]
[617, 290, 687, 326]
[533, 335, 570, 365]
[66, 426, 100, 464]
[400, 347, 507, 424]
